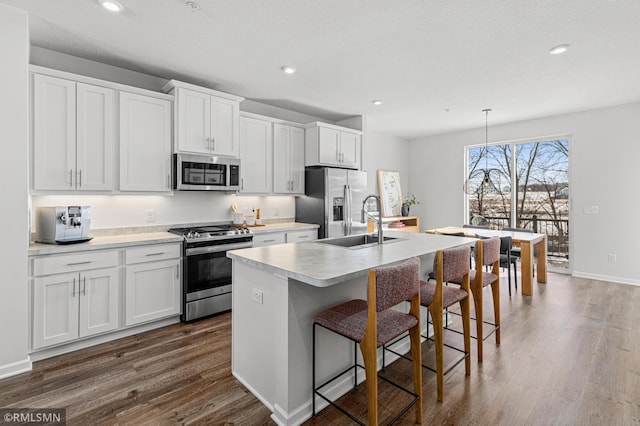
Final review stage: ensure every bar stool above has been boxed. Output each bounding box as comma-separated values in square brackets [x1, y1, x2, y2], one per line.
[451, 237, 501, 362]
[384, 245, 471, 402]
[312, 257, 423, 425]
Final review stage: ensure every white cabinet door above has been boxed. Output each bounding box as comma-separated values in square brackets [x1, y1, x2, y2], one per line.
[211, 97, 240, 157]
[76, 83, 115, 191]
[273, 123, 291, 193]
[274, 124, 305, 194]
[338, 131, 360, 169]
[32, 74, 116, 191]
[125, 259, 181, 326]
[119, 92, 173, 192]
[78, 267, 120, 338]
[289, 126, 305, 194]
[32, 74, 76, 191]
[318, 127, 341, 166]
[33, 272, 79, 349]
[239, 116, 272, 193]
[176, 88, 211, 154]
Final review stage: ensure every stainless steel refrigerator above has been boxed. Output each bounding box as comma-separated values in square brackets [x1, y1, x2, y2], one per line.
[295, 167, 369, 239]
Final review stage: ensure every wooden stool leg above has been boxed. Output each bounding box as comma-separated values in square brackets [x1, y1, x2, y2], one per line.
[491, 280, 501, 344]
[472, 286, 484, 362]
[460, 297, 471, 375]
[360, 340, 378, 426]
[428, 304, 444, 402]
[409, 323, 423, 423]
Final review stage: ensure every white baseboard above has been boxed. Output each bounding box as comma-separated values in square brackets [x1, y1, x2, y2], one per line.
[0, 357, 32, 380]
[572, 271, 640, 287]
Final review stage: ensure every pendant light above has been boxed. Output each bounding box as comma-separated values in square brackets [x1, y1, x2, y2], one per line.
[464, 109, 510, 196]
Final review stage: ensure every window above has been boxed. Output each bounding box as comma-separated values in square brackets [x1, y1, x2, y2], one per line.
[466, 138, 569, 270]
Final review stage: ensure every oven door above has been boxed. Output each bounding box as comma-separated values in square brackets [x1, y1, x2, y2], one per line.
[184, 240, 252, 301]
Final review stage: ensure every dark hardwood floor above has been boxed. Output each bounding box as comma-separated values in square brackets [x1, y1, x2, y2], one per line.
[1, 271, 639, 425]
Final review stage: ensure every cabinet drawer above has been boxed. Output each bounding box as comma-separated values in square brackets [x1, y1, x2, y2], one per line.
[286, 229, 317, 243]
[33, 250, 119, 276]
[126, 243, 181, 265]
[252, 232, 286, 247]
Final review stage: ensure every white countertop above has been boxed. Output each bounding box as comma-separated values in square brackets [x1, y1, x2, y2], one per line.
[28, 222, 318, 256]
[227, 231, 473, 287]
[29, 232, 184, 256]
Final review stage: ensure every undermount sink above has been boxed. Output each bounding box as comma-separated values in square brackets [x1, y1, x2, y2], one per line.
[316, 233, 404, 249]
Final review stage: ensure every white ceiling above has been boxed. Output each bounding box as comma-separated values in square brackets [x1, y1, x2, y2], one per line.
[3, 0, 640, 139]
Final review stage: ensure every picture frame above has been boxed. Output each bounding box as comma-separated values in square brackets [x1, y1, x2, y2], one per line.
[377, 170, 403, 217]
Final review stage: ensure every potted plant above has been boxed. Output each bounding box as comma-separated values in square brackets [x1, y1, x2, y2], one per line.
[402, 193, 419, 216]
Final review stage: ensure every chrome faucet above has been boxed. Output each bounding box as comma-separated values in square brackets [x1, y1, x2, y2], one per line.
[361, 195, 383, 244]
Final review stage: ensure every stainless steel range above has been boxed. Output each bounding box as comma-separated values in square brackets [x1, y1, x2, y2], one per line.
[169, 224, 253, 322]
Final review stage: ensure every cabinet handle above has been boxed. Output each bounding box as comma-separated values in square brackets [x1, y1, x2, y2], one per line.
[83, 276, 86, 296]
[67, 261, 92, 266]
[145, 252, 165, 257]
[167, 173, 171, 189]
[241, 178, 244, 190]
[176, 263, 180, 279]
[78, 169, 82, 187]
[211, 137, 215, 152]
[69, 169, 74, 187]
[264, 239, 276, 243]
[72, 277, 76, 298]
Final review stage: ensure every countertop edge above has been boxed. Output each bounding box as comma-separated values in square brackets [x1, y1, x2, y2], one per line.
[29, 232, 184, 256]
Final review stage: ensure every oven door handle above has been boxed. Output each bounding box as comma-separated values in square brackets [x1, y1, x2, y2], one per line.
[186, 241, 253, 256]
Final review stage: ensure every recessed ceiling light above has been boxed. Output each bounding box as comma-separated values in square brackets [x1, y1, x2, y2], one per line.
[99, 0, 124, 12]
[372, 100, 383, 106]
[550, 44, 570, 55]
[281, 66, 297, 74]
[186, 1, 200, 10]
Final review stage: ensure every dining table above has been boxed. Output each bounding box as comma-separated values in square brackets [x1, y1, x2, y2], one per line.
[424, 227, 547, 296]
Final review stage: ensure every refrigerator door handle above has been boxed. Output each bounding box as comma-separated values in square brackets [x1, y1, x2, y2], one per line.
[345, 184, 352, 235]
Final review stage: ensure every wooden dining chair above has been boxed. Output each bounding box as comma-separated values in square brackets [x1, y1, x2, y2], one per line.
[312, 257, 423, 425]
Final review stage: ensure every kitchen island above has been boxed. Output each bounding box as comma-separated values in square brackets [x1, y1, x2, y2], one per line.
[227, 231, 472, 425]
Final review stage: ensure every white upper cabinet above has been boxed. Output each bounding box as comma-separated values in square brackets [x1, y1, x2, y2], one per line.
[305, 122, 362, 170]
[164, 80, 244, 157]
[32, 73, 115, 191]
[239, 114, 273, 194]
[273, 123, 305, 194]
[119, 91, 173, 192]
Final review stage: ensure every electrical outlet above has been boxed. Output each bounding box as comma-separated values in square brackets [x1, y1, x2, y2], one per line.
[251, 288, 263, 304]
[608, 254, 617, 263]
[145, 209, 156, 223]
[583, 205, 599, 214]
[273, 206, 280, 217]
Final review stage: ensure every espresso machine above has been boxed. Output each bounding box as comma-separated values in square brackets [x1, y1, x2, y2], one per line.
[35, 206, 92, 244]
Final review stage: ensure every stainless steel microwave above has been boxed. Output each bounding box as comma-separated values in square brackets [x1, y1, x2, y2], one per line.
[174, 153, 241, 191]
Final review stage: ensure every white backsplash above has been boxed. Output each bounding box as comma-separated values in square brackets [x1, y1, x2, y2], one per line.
[30, 192, 295, 231]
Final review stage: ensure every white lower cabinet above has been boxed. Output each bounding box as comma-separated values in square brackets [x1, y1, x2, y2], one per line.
[125, 245, 181, 326]
[32, 262, 120, 350]
[31, 242, 182, 352]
